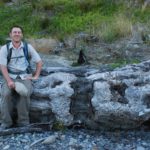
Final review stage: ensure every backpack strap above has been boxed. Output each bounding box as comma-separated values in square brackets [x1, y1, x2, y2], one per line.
[6, 41, 29, 65]
[6, 42, 12, 65]
[23, 41, 30, 64]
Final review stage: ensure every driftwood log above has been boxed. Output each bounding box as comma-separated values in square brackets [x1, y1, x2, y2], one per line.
[0, 122, 53, 136]
[1, 61, 150, 130]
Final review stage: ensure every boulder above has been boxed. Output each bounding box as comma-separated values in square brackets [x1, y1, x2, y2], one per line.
[27, 38, 58, 53]
[0, 62, 150, 130]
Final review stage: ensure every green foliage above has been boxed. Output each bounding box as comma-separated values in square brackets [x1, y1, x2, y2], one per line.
[48, 13, 87, 36]
[0, 4, 41, 38]
[40, 17, 50, 30]
[110, 62, 124, 69]
[98, 14, 132, 43]
[110, 59, 140, 69]
[31, 0, 55, 10]
[52, 121, 66, 131]
[1, 0, 11, 2]
[0, 36, 7, 45]
[0, 0, 149, 41]
[132, 8, 150, 23]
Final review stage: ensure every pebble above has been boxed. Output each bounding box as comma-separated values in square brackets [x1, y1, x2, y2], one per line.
[0, 129, 149, 150]
[3, 145, 10, 150]
[137, 146, 145, 150]
[42, 135, 57, 144]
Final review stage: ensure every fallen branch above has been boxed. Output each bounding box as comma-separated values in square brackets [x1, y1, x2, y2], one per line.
[0, 127, 44, 136]
[30, 138, 45, 147]
[0, 122, 53, 136]
[27, 122, 53, 130]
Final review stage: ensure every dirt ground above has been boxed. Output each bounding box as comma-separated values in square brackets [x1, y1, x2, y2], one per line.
[57, 39, 150, 68]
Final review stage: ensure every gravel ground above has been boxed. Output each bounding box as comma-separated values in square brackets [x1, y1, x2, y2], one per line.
[0, 129, 150, 150]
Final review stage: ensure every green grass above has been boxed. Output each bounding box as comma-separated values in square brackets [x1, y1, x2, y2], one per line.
[0, 0, 149, 44]
[132, 8, 150, 23]
[52, 121, 66, 131]
[110, 58, 141, 69]
[97, 13, 132, 42]
[0, 4, 41, 44]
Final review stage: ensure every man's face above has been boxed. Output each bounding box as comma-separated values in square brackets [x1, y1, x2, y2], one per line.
[10, 27, 23, 43]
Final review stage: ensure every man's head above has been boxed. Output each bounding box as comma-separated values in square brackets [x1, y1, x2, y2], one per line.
[9, 25, 23, 43]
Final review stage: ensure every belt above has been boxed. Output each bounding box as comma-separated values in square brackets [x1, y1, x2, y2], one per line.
[8, 69, 27, 75]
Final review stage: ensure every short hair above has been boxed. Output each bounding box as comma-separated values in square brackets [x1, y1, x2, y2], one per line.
[9, 25, 24, 33]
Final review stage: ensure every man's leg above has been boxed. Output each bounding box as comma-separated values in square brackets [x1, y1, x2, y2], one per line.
[16, 79, 33, 126]
[1, 82, 13, 128]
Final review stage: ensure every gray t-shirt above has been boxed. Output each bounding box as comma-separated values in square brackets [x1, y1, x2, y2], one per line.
[0, 42, 41, 79]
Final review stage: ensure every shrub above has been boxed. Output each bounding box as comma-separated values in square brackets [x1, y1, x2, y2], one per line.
[1, 0, 11, 2]
[40, 17, 50, 29]
[113, 14, 132, 37]
[0, 36, 7, 45]
[98, 14, 132, 43]
[0, 0, 149, 41]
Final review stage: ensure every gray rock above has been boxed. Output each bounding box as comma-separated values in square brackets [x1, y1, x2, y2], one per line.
[1, 60, 150, 129]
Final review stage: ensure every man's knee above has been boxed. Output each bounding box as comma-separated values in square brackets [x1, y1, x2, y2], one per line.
[1, 88, 11, 98]
[1, 82, 12, 97]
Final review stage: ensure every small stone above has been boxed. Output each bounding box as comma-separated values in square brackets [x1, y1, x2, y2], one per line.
[137, 146, 145, 150]
[11, 136, 15, 140]
[24, 145, 30, 150]
[21, 139, 28, 143]
[141, 142, 148, 146]
[69, 138, 77, 146]
[42, 135, 57, 144]
[3, 145, 10, 150]
[92, 145, 99, 150]
[60, 135, 66, 140]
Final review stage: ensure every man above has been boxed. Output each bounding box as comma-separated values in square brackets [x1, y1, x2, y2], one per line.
[0, 25, 42, 129]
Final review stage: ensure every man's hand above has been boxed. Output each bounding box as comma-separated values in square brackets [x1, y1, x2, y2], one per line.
[0, 65, 15, 89]
[8, 80, 15, 89]
[26, 75, 39, 80]
[25, 60, 42, 80]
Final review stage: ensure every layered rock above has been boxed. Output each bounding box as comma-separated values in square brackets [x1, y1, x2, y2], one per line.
[1, 61, 150, 130]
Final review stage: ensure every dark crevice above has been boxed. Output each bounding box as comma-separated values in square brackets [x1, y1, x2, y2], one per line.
[110, 83, 128, 104]
[141, 119, 150, 131]
[51, 81, 63, 88]
[70, 78, 95, 128]
[142, 94, 150, 108]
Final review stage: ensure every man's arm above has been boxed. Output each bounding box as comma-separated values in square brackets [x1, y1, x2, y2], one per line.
[33, 60, 43, 79]
[28, 60, 43, 80]
[0, 65, 15, 89]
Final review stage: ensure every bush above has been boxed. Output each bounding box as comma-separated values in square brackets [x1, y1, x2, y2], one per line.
[0, 0, 149, 41]
[40, 17, 50, 29]
[98, 14, 132, 43]
[1, 0, 11, 2]
[0, 36, 7, 45]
